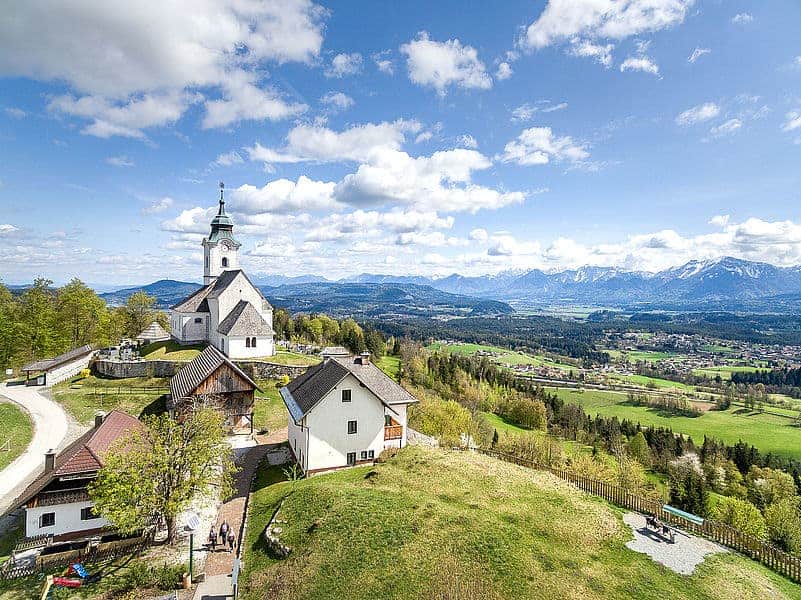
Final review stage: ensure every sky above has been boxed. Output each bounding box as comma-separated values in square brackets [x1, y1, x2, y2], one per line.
[1, 0, 800, 286]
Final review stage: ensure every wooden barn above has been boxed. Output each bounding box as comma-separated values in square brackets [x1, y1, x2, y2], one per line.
[168, 345, 258, 434]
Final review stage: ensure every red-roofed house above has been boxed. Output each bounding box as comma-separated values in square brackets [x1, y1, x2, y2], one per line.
[11, 410, 143, 540]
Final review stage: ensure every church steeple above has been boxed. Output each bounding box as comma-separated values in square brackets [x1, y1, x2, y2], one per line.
[203, 182, 241, 284]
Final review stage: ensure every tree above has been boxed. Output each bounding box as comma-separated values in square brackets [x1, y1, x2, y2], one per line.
[272, 308, 293, 340]
[16, 278, 57, 360]
[0, 283, 17, 369]
[90, 409, 235, 544]
[627, 431, 651, 466]
[765, 498, 801, 553]
[708, 496, 766, 539]
[747, 466, 797, 510]
[339, 318, 365, 353]
[364, 329, 386, 358]
[56, 278, 108, 347]
[123, 291, 165, 338]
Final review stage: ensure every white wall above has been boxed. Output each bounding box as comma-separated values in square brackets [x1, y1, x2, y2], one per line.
[172, 313, 207, 343]
[46, 354, 94, 386]
[227, 336, 275, 359]
[203, 241, 239, 284]
[287, 416, 309, 471]
[304, 374, 386, 472]
[25, 501, 109, 538]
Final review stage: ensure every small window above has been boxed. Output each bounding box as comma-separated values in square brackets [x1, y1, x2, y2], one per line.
[222, 257, 229, 268]
[245, 338, 251, 348]
[384, 415, 391, 426]
[80, 506, 97, 521]
[40, 512, 55, 528]
[347, 420, 357, 434]
[251, 337, 257, 348]
[194, 317, 203, 324]
[346, 452, 356, 466]
[368, 450, 374, 459]
[360, 450, 368, 460]
[341, 389, 352, 402]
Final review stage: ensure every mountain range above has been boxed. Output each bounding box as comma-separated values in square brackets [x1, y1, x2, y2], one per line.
[99, 257, 801, 314]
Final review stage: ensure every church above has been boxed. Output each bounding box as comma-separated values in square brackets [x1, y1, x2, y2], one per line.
[170, 184, 275, 359]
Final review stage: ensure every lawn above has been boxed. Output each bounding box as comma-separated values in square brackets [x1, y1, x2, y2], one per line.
[139, 340, 205, 361]
[547, 387, 801, 461]
[239, 445, 799, 600]
[429, 342, 575, 371]
[51, 375, 169, 424]
[0, 401, 33, 471]
[254, 379, 289, 433]
[376, 355, 400, 380]
[692, 365, 761, 380]
[256, 351, 321, 366]
[608, 373, 695, 391]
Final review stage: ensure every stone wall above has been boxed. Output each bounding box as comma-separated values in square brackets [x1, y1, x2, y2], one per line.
[93, 359, 309, 381]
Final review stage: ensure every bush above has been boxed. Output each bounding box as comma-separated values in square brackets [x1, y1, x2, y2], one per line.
[708, 496, 766, 539]
[765, 498, 801, 553]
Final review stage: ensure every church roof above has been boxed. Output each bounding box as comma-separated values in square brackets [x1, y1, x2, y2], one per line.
[169, 344, 258, 401]
[217, 300, 274, 336]
[206, 269, 273, 308]
[170, 284, 212, 313]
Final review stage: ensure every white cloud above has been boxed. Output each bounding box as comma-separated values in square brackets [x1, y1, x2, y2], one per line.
[2, 1, 326, 134]
[372, 51, 394, 74]
[620, 55, 659, 75]
[214, 150, 244, 167]
[709, 215, 729, 227]
[710, 118, 742, 137]
[106, 155, 135, 167]
[496, 62, 513, 80]
[325, 53, 363, 78]
[782, 111, 801, 133]
[568, 39, 614, 67]
[512, 103, 538, 121]
[400, 32, 492, 95]
[143, 197, 174, 215]
[542, 102, 568, 113]
[456, 134, 478, 149]
[498, 126, 589, 166]
[469, 228, 488, 242]
[233, 177, 338, 214]
[732, 13, 753, 24]
[676, 102, 720, 125]
[521, 0, 694, 50]
[688, 47, 710, 63]
[0, 224, 19, 235]
[320, 91, 354, 110]
[415, 131, 433, 144]
[4, 107, 26, 119]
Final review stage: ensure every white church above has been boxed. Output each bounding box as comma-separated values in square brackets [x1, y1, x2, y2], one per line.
[170, 184, 275, 359]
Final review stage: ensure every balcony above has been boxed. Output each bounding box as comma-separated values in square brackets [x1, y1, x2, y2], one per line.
[384, 415, 403, 441]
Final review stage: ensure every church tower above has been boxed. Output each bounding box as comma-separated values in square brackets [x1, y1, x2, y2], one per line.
[202, 182, 241, 284]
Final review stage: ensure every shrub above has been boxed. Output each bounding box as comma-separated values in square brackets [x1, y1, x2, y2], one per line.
[708, 496, 766, 539]
[765, 498, 801, 553]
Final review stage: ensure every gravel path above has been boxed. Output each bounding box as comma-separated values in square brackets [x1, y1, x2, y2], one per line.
[623, 512, 727, 575]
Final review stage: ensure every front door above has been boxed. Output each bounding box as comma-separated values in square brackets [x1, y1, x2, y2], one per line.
[346, 452, 356, 466]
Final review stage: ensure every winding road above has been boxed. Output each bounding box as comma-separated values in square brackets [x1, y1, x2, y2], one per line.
[0, 382, 69, 514]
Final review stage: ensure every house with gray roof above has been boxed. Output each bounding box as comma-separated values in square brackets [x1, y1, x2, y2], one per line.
[170, 184, 275, 359]
[280, 352, 418, 474]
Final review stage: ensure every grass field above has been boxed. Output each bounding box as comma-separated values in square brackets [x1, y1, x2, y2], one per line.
[692, 365, 761, 380]
[0, 401, 33, 471]
[547, 387, 801, 461]
[52, 376, 169, 424]
[254, 379, 289, 433]
[257, 351, 321, 366]
[139, 340, 204, 361]
[429, 342, 575, 371]
[376, 355, 400, 379]
[608, 373, 695, 391]
[239, 445, 799, 600]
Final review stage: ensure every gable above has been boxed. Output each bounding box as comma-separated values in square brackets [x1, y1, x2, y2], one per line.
[194, 362, 256, 396]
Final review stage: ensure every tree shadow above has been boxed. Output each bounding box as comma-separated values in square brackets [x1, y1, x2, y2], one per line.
[139, 395, 168, 418]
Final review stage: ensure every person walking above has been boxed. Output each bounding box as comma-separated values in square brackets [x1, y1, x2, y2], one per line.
[208, 525, 218, 552]
[219, 520, 229, 542]
[227, 530, 235, 553]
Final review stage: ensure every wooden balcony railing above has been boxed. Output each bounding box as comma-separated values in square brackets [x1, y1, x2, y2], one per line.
[384, 425, 403, 441]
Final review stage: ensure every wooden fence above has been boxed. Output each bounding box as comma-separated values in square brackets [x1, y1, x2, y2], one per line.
[477, 448, 801, 583]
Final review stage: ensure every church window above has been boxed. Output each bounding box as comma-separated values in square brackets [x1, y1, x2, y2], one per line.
[222, 257, 229, 268]
[245, 338, 251, 348]
[251, 337, 257, 348]
[194, 317, 202, 324]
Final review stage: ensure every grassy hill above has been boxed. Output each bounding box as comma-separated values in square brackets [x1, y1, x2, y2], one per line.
[240, 446, 797, 600]
[0, 401, 33, 470]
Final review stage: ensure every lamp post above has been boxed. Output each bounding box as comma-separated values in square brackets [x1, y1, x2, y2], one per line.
[185, 512, 200, 583]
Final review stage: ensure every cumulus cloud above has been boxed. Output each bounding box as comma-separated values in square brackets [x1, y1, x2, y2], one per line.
[732, 13, 753, 24]
[320, 91, 354, 110]
[325, 53, 363, 78]
[2, 0, 326, 135]
[676, 102, 720, 125]
[232, 177, 338, 214]
[400, 32, 492, 94]
[520, 0, 694, 50]
[0, 224, 20, 235]
[620, 55, 660, 75]
[709, 118, 742, 137]
[568, 39, 614, 67]
[372, 51, 394, 74]
[496, 62, 513, 80]
[106, 155, 135, 167]
[498, 126, 589, 165]
[688, 47, 710, 63]
[143, 197, 174, 215]
[214, 150, 244, 167]
[456, 134, 478, 149]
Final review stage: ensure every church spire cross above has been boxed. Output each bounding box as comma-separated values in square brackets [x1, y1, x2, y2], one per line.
[218, 181, 225, 214]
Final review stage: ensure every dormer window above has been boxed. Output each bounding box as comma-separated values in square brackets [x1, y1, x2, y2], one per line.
[222, 257, 229, 268]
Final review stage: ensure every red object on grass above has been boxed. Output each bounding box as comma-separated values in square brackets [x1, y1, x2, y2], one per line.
[53, 576, 82, 588]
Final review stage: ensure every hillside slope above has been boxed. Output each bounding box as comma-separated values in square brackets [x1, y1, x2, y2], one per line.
[241, 446, 797, 600]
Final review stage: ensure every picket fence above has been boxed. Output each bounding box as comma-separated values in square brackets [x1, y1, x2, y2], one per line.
[477, 448, 801, 583]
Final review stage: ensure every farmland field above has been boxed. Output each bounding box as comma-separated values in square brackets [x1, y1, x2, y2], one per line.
[547, 387, 801, 461]
[428, 341, 576, 371]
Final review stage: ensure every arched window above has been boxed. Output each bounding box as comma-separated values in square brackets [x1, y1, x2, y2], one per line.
[245, 338, 251, 348]
[251, 337, 257, 348]
[221, 257, 229, 268]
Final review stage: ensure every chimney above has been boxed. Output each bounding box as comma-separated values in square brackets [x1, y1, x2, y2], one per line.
[360, 351, 371, 365]
[94, 412, 106, 428]
[44, 450, 56, 473]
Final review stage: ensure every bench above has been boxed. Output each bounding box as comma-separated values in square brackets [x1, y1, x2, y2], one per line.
[645, 515, 676, 544]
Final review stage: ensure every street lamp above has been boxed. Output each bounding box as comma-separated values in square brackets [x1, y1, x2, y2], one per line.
[185, 512, 201, 583]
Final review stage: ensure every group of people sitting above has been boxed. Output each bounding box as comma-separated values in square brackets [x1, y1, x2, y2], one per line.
[208, 520, 236, 553]
[646, 514, 676, 543]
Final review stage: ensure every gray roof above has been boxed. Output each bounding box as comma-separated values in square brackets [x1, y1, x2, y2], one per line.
[169, 345, 258, 401]
[217, 300, 274, 336]
[171, 284, 212, 313]
[321, 346, 350, 357]
[22, 344, 94, 373]
[136, 321, 170, 342]
[280, 355, 416, 423]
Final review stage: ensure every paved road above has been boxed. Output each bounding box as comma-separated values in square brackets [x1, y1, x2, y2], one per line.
[0, 382, 69, 513]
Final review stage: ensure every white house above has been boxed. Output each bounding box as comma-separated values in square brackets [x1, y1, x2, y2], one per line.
[280, 352, 418, 474]
[170, 184, 275, 359]
[12, 411, 142, 541]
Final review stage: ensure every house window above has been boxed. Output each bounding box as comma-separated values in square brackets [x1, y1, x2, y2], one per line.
[360, 450, 368, 460]
[342, 389, 352, 402]
[368, 450, 375, 459]
[81, 506, 97, 521]
[246, 338, 251, 348]
[222, 257, 229, 268]
[347, 420, 357, 434]
[251, 337, 257, 348]
[384, 415, 391, 426]
[194, 317, 203, 324]
[347, 452, 356, 466]
[40, 512, 55, 528]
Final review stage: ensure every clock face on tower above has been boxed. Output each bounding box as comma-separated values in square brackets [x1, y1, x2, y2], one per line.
[221, 241, 230, 251]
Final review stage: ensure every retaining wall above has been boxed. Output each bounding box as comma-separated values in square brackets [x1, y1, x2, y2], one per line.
[93, 359, 309, 381]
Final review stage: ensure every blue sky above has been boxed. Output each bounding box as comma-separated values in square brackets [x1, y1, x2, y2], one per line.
[1, 0, 800, 286]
